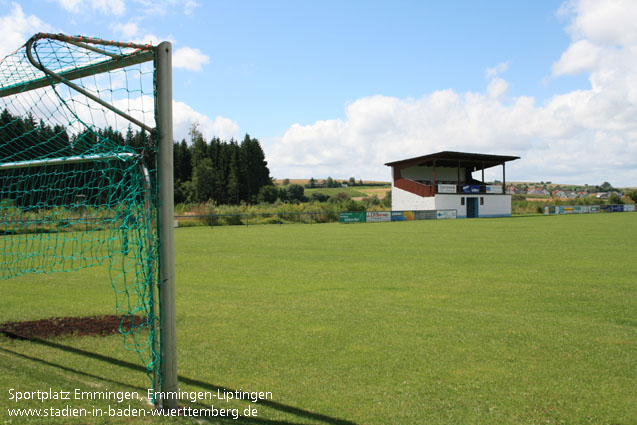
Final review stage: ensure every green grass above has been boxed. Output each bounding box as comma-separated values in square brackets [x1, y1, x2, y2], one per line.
[1, 214, 636, 424]
[305, 185, 390, 198]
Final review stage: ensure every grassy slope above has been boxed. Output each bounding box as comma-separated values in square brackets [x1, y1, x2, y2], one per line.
[305, 186, 390, 199]
[1, 214, 636, 424]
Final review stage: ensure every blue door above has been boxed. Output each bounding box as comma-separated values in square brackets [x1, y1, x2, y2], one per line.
[467, 197, 479, 218]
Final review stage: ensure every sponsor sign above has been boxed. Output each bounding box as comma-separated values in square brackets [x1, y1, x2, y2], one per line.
[339, 212, 366, 223]
[414, 210, 437, 220]
[391, 211, 415, 221]
[545, 206, 559, 215]
[436, 210, 457, 219]
[486, 185, 503, 194]
[612, 205, 624, 212]
[624, 204, 635, 212]
[589, 205, 600, 213]
[437, 184, 456, 193]
[366, 211, 391, 222]
[560, 206, 574, 214]
[573, 206, 585, 214]
[462, 185, 481, 193]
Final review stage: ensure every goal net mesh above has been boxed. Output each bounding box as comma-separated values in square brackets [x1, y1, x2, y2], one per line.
[0, 33, 161, 389]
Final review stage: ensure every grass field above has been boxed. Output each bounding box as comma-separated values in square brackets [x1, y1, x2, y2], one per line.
[1, 213, 636, 424]
[304, 185, 391, 199]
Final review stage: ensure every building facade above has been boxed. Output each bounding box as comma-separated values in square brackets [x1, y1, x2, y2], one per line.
[385, 151, 520, 218]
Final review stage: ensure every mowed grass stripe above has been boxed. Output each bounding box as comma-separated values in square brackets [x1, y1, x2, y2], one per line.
[1, 213, 635, 424]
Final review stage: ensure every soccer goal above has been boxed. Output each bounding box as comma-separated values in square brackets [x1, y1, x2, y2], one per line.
[0, 33, 177, 409]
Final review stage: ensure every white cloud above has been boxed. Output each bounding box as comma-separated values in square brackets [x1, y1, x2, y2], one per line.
[265, 0, 637, 186]
[486, 78, 509, 99]
[0, 3, 54, 58]
[57, 0, 126, 15]
[113, 21, 139, 39]
[57, 0, 83, 13]
[485, 61, 509, 79]
[173, 47, 210, 71]
[564, 0, 637, 46]
[91, 0, 126, 16]
[184, 0, 199, 16]
[552, 39, 601, 76]
[173, 101, 239, 141]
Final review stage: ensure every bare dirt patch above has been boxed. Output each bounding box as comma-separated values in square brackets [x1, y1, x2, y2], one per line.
[0, 315, 144, 340]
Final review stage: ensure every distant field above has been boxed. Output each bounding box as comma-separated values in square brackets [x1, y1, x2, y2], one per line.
[1, 214, 636, 424]
[274, 179, 390, 186]
[305, 185, 390, 199]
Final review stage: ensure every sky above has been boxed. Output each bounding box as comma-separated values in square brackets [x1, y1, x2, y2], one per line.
[2, 0, 637, 186]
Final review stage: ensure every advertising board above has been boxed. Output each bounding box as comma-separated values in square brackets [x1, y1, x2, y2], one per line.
[462, 185, 481, 193]
[436, 210, 457, 219]
[414, 210, 437, 220]
[366, 211, 391, 222]
[437, 184, 456, 193]
[339, 212, 366, 223]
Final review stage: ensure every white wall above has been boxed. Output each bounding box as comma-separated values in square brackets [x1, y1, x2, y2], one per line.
[392, 185, 436, 211]
[434, 194, 512, 218]
[434, 194, 466, 217]
[400, 165, 466, 182]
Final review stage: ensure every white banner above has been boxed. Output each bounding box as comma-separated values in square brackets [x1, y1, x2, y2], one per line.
[624, 204, 635, 212]
[436, 210, 457, 219]
[366, 211, 391, 222]
[437, 184, 456, 193]
[486, 185, 503, 193]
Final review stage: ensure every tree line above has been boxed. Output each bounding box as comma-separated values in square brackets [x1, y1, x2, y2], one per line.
[174, 125, 272, 205]
[0, 110, 273, 207]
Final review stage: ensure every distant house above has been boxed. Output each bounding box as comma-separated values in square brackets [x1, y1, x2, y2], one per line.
[385, 151, 520, 218]
[528, 188, 550, 196]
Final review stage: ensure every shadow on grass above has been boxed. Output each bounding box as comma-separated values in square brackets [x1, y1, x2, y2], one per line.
[0, 334, 358, 425]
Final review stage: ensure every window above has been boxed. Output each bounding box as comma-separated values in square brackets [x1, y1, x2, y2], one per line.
[461, 197, 465, 206]
[480, 197, 484, 205]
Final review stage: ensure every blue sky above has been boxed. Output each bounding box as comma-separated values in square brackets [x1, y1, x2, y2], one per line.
[2, 0, 637, 186]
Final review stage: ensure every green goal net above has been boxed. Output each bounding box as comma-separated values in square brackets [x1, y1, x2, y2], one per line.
[0, 33, 174, 404]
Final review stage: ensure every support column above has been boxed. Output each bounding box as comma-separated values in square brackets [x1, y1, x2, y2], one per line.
[503, 162, 506, 189]
[457, 161, 460, 193]
[156, 41, 178, 411]
[432, 160, 437, 193]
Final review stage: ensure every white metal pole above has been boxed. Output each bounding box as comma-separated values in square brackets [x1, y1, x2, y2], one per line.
[156, 41, 178, 410]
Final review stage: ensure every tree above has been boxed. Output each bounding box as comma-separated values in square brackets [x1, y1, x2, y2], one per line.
[282, 178, 290, 186]
[608, 192, 624, 205]
[174, 139, 192, 182]
[240, 134, 271, 203]
[192, 157, 216, 202]
[257, 185, 279, 203]
[190, 123, 208, 166]
[310, 192, 330, 202]
[348, 177, 356, 186]
[326, 176, 335, 188]
[628, 190, 637, 203]
[226, 146, 240, 205]
[600, 181, 614, 191]
[286, 184, 306, 202]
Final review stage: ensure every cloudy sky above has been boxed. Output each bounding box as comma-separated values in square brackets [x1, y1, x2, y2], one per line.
[2, 0, 636, 185]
